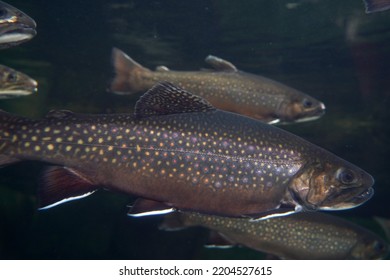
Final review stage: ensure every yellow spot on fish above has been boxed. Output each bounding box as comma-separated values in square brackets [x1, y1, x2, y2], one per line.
[66, 146, 72, 152]
[136, 145, 141, 152]
[47, 144, 54, 151]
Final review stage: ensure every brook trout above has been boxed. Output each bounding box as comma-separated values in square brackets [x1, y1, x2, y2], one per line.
[0, 1, 36, 49]
[0, 82, 373, 218]
[161, 211, 389, 259]
[0, 64, 37, 98]
[110, 48, 325, 124]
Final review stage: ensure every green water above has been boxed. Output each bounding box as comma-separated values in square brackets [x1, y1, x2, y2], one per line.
[0, 0, 389, 259]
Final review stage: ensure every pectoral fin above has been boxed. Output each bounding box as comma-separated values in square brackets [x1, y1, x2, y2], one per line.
[244, 205, 298, 222]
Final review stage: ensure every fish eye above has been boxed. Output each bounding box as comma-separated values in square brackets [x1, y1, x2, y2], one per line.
[336, 168, 356, 185]
[6, 72, 17, 83]
[302, 99, 313, 108]
[0, 8, 7, 18]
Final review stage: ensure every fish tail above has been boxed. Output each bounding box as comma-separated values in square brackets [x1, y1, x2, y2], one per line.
[109, 47, 152, 95]
[0, 110, 24, 166]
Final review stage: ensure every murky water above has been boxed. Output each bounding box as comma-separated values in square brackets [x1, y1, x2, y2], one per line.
[1, 0, 389, 259]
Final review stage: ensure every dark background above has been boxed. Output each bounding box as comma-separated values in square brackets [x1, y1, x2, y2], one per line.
[0, 0, 389, 259]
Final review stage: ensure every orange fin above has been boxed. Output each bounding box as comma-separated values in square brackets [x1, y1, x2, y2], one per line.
[38, 166, 98, 210]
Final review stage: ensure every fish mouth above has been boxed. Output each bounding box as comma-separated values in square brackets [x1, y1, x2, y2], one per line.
[320, 187, 374, 211]
[0, 24, 36, 44]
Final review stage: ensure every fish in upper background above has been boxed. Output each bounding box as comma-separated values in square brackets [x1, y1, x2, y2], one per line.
[0, 0, 36, 49]
[161, 211, 389, 260]
[0, 64, 37, 98]
[363, 0, 390, 13]
[110, 48, 325, 125]
[0, 83, 373, 219]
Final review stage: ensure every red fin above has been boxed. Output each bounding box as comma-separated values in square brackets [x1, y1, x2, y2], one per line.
[127, 198, 175, 217]
[205, 231, 235, 249]
[110, 47, 150, 94]
[39, 166, 98, 209]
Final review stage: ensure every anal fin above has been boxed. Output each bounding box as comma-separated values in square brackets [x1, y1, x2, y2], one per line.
[205, 231, 235, 249]
[39, 166, 98, 210]
[127, 198, 175, 217]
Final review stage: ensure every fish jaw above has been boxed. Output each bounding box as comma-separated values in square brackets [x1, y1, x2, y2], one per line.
[289, 159, 375, 211]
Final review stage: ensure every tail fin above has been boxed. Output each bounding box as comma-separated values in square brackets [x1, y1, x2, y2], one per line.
[0, 110, 23, 167]
[109, 48, 152, 95]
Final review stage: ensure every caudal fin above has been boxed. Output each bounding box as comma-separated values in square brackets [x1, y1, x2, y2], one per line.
[109, 48, 151, 95]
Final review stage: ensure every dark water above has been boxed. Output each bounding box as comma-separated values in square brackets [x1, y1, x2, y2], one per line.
[0, 0, 390, 259]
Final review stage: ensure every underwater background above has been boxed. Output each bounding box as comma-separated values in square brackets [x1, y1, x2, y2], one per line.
[0, 0, 390, 259]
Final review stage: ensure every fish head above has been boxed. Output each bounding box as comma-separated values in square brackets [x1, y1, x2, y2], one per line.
[0, 65, 37, 98]
[0, 1, 36, 47]
[289, 159, 374, 211]
[349, 236, 389, 260]
[278, 95, 326, 124]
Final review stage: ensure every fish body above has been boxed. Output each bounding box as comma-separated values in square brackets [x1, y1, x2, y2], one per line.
[161, 211, 389, 260]
[0, 83, 373, 218]
[110, 48, 325, 124]
[0, 1, 36, 49]
[0, 64, 37, 98]
[363, 0, 390, 13]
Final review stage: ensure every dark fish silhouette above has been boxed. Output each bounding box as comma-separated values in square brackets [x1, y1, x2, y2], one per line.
[110, 48, 325, 124]
[161, 211, 389, 260]
[0, 1, 36, 49]
[0, 82, 373, 218]
[363, 0, 390, 13]
[0, 64, 37, 98]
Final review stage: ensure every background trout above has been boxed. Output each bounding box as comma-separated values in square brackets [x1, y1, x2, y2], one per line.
[161, 211, 389, 260]
[110, 48, 325, 124]
[0, 82, 373, 218]
[0, 64, 37, 99]
[0, 0, 36, 49]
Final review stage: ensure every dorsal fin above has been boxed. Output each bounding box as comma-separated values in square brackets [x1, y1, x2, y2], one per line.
[45, 110, 75, 119]
[134, 82, 216, 118]
[205, 55, 237, 72]
[155, 65, 170, 72]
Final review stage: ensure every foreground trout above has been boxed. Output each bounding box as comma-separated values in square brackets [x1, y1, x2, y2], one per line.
[0, 64, 37, 98]
[0, 1, 36, 49]
[161, 212, 389, 260]
[110, 48, 325, 124]
[0, 83, 373, 218]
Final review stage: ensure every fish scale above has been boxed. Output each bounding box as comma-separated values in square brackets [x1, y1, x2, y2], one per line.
[0, 82, 374, 218]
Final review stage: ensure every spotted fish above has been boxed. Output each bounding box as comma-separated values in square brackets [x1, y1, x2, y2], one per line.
[161, 211, 389, 260]
[0, 82, 373, 218]
[0, 64, 37, 99]
[110, 48, 325, 124]
[0, 1, 36, 49]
